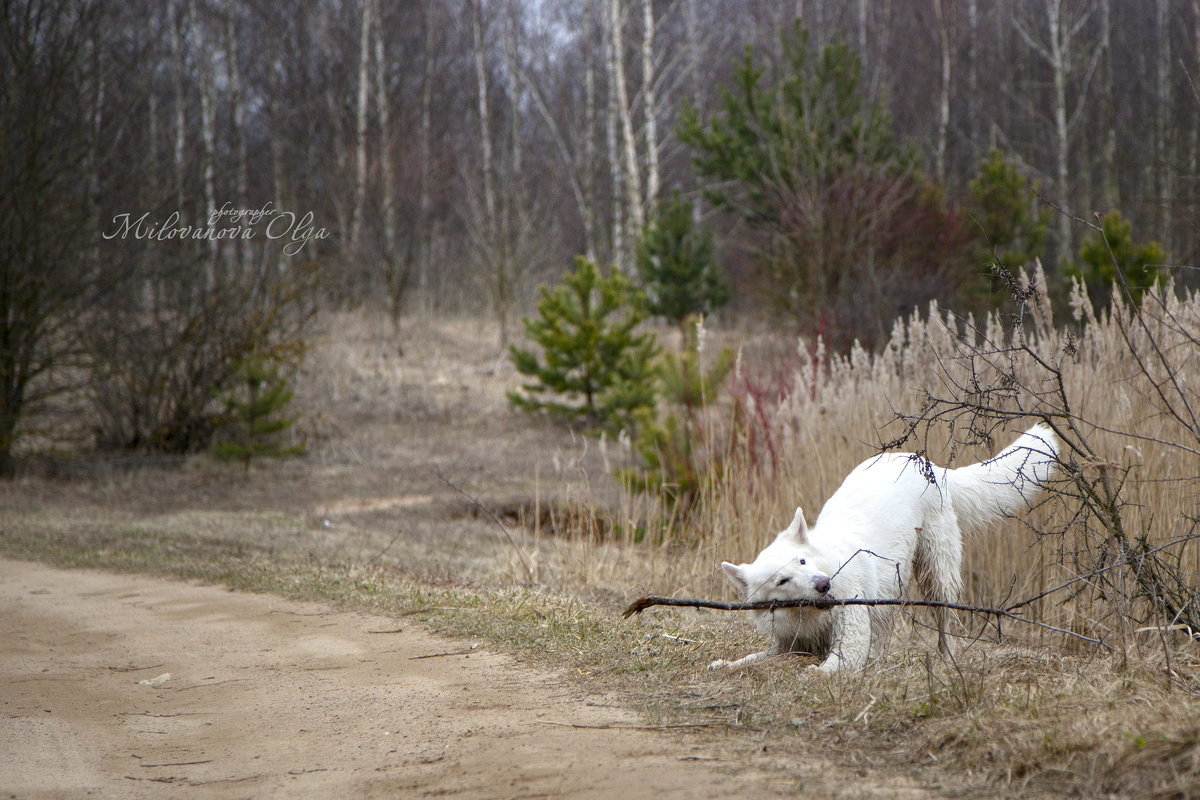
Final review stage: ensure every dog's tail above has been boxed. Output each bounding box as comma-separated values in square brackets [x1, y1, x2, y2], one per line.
[944, 423, 1058, 535]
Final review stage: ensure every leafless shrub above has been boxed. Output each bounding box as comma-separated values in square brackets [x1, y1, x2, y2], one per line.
[89, 266, 316, 454]
[885, 252, 1200, 652]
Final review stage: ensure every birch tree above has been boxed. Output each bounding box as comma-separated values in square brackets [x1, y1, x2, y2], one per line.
[225, 10, 250, 273]
[607, 0, 643, 265]
[1012, 0, 1100, 265]
[641, 0, 659, 210]
[348, 0, 373, 258]
[932, 0, 952, 182]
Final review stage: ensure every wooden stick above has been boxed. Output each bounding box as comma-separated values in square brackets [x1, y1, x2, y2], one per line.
[621, 594, 1110, 649]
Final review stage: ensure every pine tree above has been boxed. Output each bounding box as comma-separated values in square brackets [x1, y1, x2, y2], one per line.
[213, 356, 305, 470]
[636, 192, 729, 329]
[508, 257, 659, 433]
[677, 24, 973, 346]
[623, 318, 734, 516]
[967, 149, 1050, 300]
[1066, 211, 1167, 310]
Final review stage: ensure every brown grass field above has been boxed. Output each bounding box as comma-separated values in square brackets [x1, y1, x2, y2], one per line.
[3, 277, 1199, 798]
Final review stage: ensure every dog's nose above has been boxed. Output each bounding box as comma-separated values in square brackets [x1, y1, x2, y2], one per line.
[813, 575, 831, 595]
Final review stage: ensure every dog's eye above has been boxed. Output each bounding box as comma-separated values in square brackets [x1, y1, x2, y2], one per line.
[776, 577, 790, 586]
[798, 559, 806, 565]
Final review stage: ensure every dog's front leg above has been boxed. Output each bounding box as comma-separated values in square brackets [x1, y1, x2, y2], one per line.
[707, 648, 774, 670]
[813, 607, 872, 672]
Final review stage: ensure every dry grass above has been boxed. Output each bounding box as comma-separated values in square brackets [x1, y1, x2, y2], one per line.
[597, 272, 1200, 640]
[3, 292, 1200, 797]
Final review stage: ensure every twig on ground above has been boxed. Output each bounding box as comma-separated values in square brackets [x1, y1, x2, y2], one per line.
[409, 645, 478, 660]
[622, 594, 1110, 649]
[435, 469, 536, 582]
[539, 720, 718, 731]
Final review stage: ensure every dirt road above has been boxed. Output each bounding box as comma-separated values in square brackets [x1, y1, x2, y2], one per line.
[0, 558, 792, 799]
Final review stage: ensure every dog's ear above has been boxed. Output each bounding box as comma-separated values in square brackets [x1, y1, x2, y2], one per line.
[720, 562, 748, 593]
[777, 507, 809, 544]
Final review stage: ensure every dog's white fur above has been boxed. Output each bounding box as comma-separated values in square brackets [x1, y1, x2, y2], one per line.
[711, 424, 1058, 673]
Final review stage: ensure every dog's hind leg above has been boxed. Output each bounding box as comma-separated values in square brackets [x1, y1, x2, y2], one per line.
[914, 515, 964, 658]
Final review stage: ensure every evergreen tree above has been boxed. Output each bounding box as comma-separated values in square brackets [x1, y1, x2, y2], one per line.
[508, 257, 659, 433]
[967, 149, 1050, 276]
[623, 319, 734, 516]
[636, 192, 730, 329]
[1066, 211, 1167, 310]
[213, 356, 305, 470]
[678, 24, 970, 346]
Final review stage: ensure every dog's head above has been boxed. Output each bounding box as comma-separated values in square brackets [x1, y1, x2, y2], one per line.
[720, 507, 836, 606]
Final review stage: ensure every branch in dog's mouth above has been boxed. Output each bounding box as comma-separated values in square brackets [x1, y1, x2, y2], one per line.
[619, 594, 1111, 649]
[622, 594, 839, 618]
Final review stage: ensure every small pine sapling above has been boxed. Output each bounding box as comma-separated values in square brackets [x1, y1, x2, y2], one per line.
[623, 316, 735, 519]
[1066, 210, 1167, 310]
[213, 355, 305, 471]
[508, 256, 659, 434]
[967, 148, 1050, 299]
[636, 191, 730, 331]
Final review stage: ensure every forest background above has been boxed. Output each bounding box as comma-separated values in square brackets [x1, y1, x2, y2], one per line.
[3, 0, 1198, 467]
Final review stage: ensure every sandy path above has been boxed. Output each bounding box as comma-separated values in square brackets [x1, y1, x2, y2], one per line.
[0, 558, 787, 799]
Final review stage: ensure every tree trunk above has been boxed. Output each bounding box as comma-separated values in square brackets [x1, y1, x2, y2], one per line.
[167, 0, 186, 216]
[226, 12, 249, 274]
[349, 0, 373, 258]
[933, 0, 951, 183]
[608, 0, 643, 261]
[374, 4, 402, 328]
[966, 0, 977, 153]
[472, 0, 507, 344]
[1098, 0, 1118, 212]
[605, 6, 624, 269]
[1047, 0, 1072, 264]
[857, 0, 868, 71]
[190, 0, 218, 287]
[419, 2, 435, 305]
[1193, 0, 1200, 217]
[472, 0, 496, 224]
[583, 9, 598, 263]
[641, 0, 659, 212]
[1156, 0, 1172, 254]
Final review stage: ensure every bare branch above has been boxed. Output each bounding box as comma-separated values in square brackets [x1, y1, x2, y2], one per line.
[621, 594, 1110, 648]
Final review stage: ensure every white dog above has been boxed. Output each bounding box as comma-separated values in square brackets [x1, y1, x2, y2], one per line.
[711, 424, 1058, 673]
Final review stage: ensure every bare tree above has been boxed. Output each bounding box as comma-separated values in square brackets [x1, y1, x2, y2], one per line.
[167, 0, 187, 215]
[641, 0, 659, 210]
[0, 0, 107, 475]
[1154, 0, 1172, 254]
[373, 2, 402, 328]
[608, 0, 643, 264]
[349, 0, 374, 258]
[1012, 0, 1101, 264]
[225, 8, 250, 273]
[932, 0, 952, 182]
[190, 0, 219, 285]
[472, 0, 497, 228]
